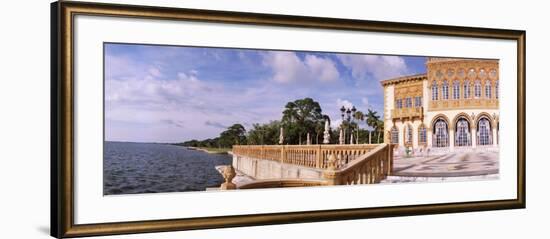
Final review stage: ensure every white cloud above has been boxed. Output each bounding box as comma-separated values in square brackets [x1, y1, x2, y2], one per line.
[336, 98, 354, 109]
[148, 67, 163, 78]
[304, 55, 340, 82]
[331, 119, 343, 129]
[337, 54, 409, 81]
[105, 67, 290, 142]
[262, 52, 340, 83]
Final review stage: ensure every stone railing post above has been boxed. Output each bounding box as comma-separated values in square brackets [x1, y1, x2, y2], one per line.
[261, 145, 265, 160]
[280, 145, 286, 164]
[386, 144, 393, 175]
[316, 145, 322, 168]
[322, 154, 340, 185]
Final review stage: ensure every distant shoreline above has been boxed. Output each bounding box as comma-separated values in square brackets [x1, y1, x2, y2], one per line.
[105, 141, 232, 154]
[179, 146, 231, 155]
[105, 140, 171, 144]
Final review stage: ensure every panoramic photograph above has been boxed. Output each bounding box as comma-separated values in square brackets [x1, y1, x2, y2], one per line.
[103, 43, 500, 195]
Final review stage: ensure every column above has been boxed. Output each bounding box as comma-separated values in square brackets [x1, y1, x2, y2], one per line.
[471, 127, 477, 148]
[412, 121, 418, 149]
[427, 128, 433, 148]
[492, 127, 498, 146]
[449, 129, 454, 152]
[397, 122, 405, 147]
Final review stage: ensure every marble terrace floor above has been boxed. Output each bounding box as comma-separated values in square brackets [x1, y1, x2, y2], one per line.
[391, 151, 499, 177]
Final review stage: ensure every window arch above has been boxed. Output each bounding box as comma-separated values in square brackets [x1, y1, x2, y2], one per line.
[442, 80, 449, 100]
[455, 118, 471, 146]
[477, 117, 492, 146]
[463, 80, 471, 99]
[468, 68, 476, 78]
[485, 80, 492, 98]
[418, 125, 427, 144]
[452, 80, 460, 99]
[474, 79, 482, 98]
[390, 126, 399, 144]
[431, 81, 438, 100]
[433, 118, 449, 147]
[479, 69, 487, 78]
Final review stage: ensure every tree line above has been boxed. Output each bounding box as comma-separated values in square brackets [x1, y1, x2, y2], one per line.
[177, 97, 384, 148]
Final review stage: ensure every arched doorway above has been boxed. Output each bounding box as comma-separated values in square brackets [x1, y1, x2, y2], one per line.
[477, 117, 492, 145]
[433, 118, 449, 147]
[455, 117, 471, 146]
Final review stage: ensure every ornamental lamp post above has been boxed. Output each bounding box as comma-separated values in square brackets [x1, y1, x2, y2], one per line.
[340, 105, 357, 144]
[340, 106, 346, 143]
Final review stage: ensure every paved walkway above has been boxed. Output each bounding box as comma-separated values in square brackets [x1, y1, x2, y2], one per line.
[391, 151, 499, 177]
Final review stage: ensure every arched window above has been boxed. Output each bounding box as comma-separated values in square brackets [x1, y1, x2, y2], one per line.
[433, 118, 449, 147]
[455, 118, 471, 146]
[477, 118, 492, 146]
[463, 80, 470, 99]
[442, 80, 449, 99]
[485, 80, 492, 98]
[495, 80, 499, 99]
[405, 124, 413, 145]
[453, 80, 460, 99]
[431, 81, 438, 100]
[474, 80, 482, 98]
[418, 125, 427, 144]
[390, 126, 399, 144]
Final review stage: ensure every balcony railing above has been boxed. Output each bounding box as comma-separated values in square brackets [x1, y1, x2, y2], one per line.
[391, 107, 423, 119]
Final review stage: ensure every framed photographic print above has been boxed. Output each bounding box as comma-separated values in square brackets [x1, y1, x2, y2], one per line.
[51, 1, 526, 238]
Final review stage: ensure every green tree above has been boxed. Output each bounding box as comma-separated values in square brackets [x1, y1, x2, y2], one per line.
[246, 121, 281, 145]
[281, 98, 324, 144]
[375, 119, 385, 143]
[365, 109, 380, 144]
[353, 111, 364, 144]
[219, 124, 246, 147]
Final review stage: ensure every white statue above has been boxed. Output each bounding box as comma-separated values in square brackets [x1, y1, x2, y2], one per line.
[323, 120, 330, 144]
[279, 127, 284, 145]
[306, 133, 311, 145]
[350, 134, 354, 145]
[339, 128, 344, 145]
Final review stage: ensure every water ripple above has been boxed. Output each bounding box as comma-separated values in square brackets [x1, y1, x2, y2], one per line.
[104, 142, 232, 195]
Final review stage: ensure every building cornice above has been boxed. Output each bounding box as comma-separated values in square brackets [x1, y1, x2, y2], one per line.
[426, 58, 499, 66]
[380, 73, 427, 87]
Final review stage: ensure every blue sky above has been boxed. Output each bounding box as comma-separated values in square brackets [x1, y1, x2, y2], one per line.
[104, 43, 427, 143]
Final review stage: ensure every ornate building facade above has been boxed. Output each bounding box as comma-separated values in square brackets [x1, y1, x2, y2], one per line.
[382, 58, 499, 154]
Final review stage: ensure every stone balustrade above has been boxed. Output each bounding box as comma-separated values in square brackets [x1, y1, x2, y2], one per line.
[323, 144, 393, 185]
[232, 144, 380, 170]
[229, 144, 394, 188]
